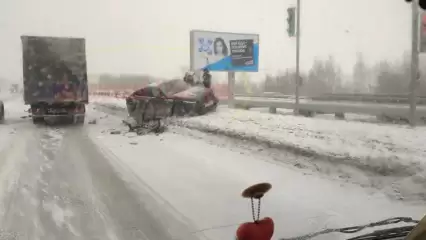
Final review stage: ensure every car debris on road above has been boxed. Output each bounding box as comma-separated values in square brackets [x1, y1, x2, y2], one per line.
[122, 118, 166, 136]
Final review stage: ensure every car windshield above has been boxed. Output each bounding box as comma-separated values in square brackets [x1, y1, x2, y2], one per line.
[3, 1, 426, 240]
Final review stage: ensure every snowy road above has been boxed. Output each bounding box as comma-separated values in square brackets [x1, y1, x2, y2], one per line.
[0, 98, 199, 240]
[0, 97, 424, 240]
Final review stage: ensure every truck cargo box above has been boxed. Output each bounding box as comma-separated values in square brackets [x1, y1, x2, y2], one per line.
[21, 35, 88, 105]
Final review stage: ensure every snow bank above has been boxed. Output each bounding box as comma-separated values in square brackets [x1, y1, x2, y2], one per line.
[180, 109, 426, 176]
[91, 96, 426, 176]
[90, 96, 126, 108]
[87, 109, 425, 240]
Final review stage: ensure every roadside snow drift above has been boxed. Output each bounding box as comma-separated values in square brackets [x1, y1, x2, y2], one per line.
[91, 96, 426, 176]
[178, 108, 426, 176]
[86, 108, 425, 240]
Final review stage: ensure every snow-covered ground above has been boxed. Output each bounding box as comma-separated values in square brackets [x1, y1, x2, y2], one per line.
[86, 105, 425, 240]
[0, 91, 18, 102]
[0, 97, 33, 225]
[0, 94, 28, 153]
[253, 107, 380, 123]
[91, 96, 426, 178]
[91, 96, 126, 108]
[0, 96, 424, 239]
[0, 97, 201, 240]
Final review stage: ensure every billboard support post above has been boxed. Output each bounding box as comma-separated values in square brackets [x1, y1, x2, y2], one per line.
[294, 0, 301, 115]
[228, 72, 235, 107]
[410, 0, 419, 126]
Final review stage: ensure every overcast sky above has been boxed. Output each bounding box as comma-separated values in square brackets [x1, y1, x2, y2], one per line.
[0, 0, 412, 82]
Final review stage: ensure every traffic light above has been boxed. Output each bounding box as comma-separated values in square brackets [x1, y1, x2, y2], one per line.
[287, 7, 296, 37]
[405, 0, 426, 10]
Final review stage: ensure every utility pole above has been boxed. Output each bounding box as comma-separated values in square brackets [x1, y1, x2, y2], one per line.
[295, 0, 301, 115]
[410, 0, 419, 126]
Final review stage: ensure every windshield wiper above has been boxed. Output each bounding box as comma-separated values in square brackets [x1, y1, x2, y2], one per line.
[280, 217, 420, 240]
[347, 225, 415, 240]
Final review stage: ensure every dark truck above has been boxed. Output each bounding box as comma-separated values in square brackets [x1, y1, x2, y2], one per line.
[21, 35, 88, 124]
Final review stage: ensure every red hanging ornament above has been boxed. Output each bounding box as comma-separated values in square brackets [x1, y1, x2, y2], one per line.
[235, 183, 274, 240]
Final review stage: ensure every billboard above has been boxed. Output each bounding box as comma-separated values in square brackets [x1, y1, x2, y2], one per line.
[21, 35, 88, 104]
[190, 30, 259, 72]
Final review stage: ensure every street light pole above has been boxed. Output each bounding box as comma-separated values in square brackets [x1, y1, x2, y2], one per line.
[294, 0, 301, 115]
[409, 0, 419, 126]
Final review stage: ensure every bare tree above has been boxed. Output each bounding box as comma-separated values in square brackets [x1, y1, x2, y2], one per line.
[304, 56, 343, 96]
[262, 71, 296, 94]
[263, 74, 277, 92]
[374, 54, 410, 94]
[352, 52, 371, 93]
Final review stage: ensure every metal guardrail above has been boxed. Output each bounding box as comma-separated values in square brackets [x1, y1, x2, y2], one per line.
[234, 93, 309, 99]
[319, 93, 426, 98]
[234, 93, 292, 98]
[235, 93, 426, 105]
[93, 90, 426, 119]
[232, 97, 426, 119]
[311, 93, 426, 105]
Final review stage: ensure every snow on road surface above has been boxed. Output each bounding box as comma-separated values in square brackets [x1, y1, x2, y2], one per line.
[0, 94, 28, 154]
[0, 96, 424, 240]
[0, 98, 200, 240]
[87, 105, 425, 240]
[91, 96, 426, 177]
[0, 92, 13, 101]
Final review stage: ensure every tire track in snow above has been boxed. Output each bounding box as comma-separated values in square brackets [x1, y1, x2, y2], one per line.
[0, 127, 33, 240]
[77, 128, 206, 240]
[0, 118, 202, 240]
[0, 125, 120, 240]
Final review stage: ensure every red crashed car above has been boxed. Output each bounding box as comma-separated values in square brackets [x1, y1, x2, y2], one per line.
[125, 79, 218, 124]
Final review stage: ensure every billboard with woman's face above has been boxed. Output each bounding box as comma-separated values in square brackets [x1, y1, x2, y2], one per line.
[190, 30, 259, 72]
